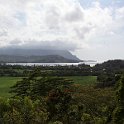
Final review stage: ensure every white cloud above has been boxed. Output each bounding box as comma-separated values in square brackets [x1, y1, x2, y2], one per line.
[0, 0, 123, 59]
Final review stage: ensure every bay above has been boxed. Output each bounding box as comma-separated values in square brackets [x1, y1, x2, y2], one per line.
[7, 61, 98, 67]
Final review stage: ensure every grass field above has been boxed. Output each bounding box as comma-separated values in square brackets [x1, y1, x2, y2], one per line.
[65, 76, 97, 85]
[0, 76, 97, 98]
[0, 77, 22, 98]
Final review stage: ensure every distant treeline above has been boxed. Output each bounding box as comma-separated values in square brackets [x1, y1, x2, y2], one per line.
[0, 60, 124, 77]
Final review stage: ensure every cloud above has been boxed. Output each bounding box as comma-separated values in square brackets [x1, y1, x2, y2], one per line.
[0, 0, 123, 55]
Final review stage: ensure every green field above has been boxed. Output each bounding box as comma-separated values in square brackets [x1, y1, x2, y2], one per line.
[0, 77, 22, 98]
[65, 76, 97, 85]
[0, 76, 97, 98]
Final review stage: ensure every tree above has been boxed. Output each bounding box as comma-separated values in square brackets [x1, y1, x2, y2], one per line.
[46, 89, 72, 123]
[10, 70, 74, 99]
[112, 76, 124, 124]
[2, 97, 48, 124]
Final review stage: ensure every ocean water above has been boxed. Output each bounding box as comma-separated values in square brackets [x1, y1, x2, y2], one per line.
[7, 61, 99, 67]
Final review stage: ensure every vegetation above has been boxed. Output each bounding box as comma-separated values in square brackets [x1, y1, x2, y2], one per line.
[0, 76, 96, 98]
[1, 59, 124, 77]
[0, 72, 116, 124]
[0, 59, 124, 123]
[0, 77, 21, 98]
[65, 76, 97, 85]
[0, 49, 80, 61]
[112, 76, 124, 123]
[0, 55, 80, 63]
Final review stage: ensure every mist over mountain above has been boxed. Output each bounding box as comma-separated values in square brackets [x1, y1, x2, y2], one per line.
[0, 48, 81, 63]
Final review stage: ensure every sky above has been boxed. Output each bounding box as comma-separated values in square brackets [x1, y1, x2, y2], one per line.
[0, 0, 124, 61]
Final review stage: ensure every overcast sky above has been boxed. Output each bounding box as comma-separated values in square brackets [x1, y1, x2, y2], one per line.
[0, 0, 124, 61]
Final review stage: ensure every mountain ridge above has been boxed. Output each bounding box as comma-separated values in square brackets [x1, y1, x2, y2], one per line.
[0, 48, 81, 63]
[0, 55, 80, 63]
[0, 48, 80, 61]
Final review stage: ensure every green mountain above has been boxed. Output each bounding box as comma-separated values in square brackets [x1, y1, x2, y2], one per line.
[0, 55, 80, 63]
[0, 48, 80, 61]
[0, 48, 81, 63]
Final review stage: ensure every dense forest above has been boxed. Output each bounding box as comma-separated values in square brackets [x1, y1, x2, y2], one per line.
[0, 60, 124, 123]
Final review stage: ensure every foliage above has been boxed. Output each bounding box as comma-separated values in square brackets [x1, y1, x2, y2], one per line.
[10, 74, 73, 99]
[96, 74, 121, 88]
[0, 85, 115, 124]
[1, 59, 124, 77]
[72, 85, 115, 123]
[0, 97, 48, 124]
[93, 60, 124, 75]
[1, 61, 124, 123]
[112, 76, 124, 123]
[0, 76, 97, 98]
[46, 89, 72, 123]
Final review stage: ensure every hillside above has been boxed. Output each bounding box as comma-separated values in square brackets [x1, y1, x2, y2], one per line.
[0, 48, 80, 61]
[0, 55, 80, 63]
